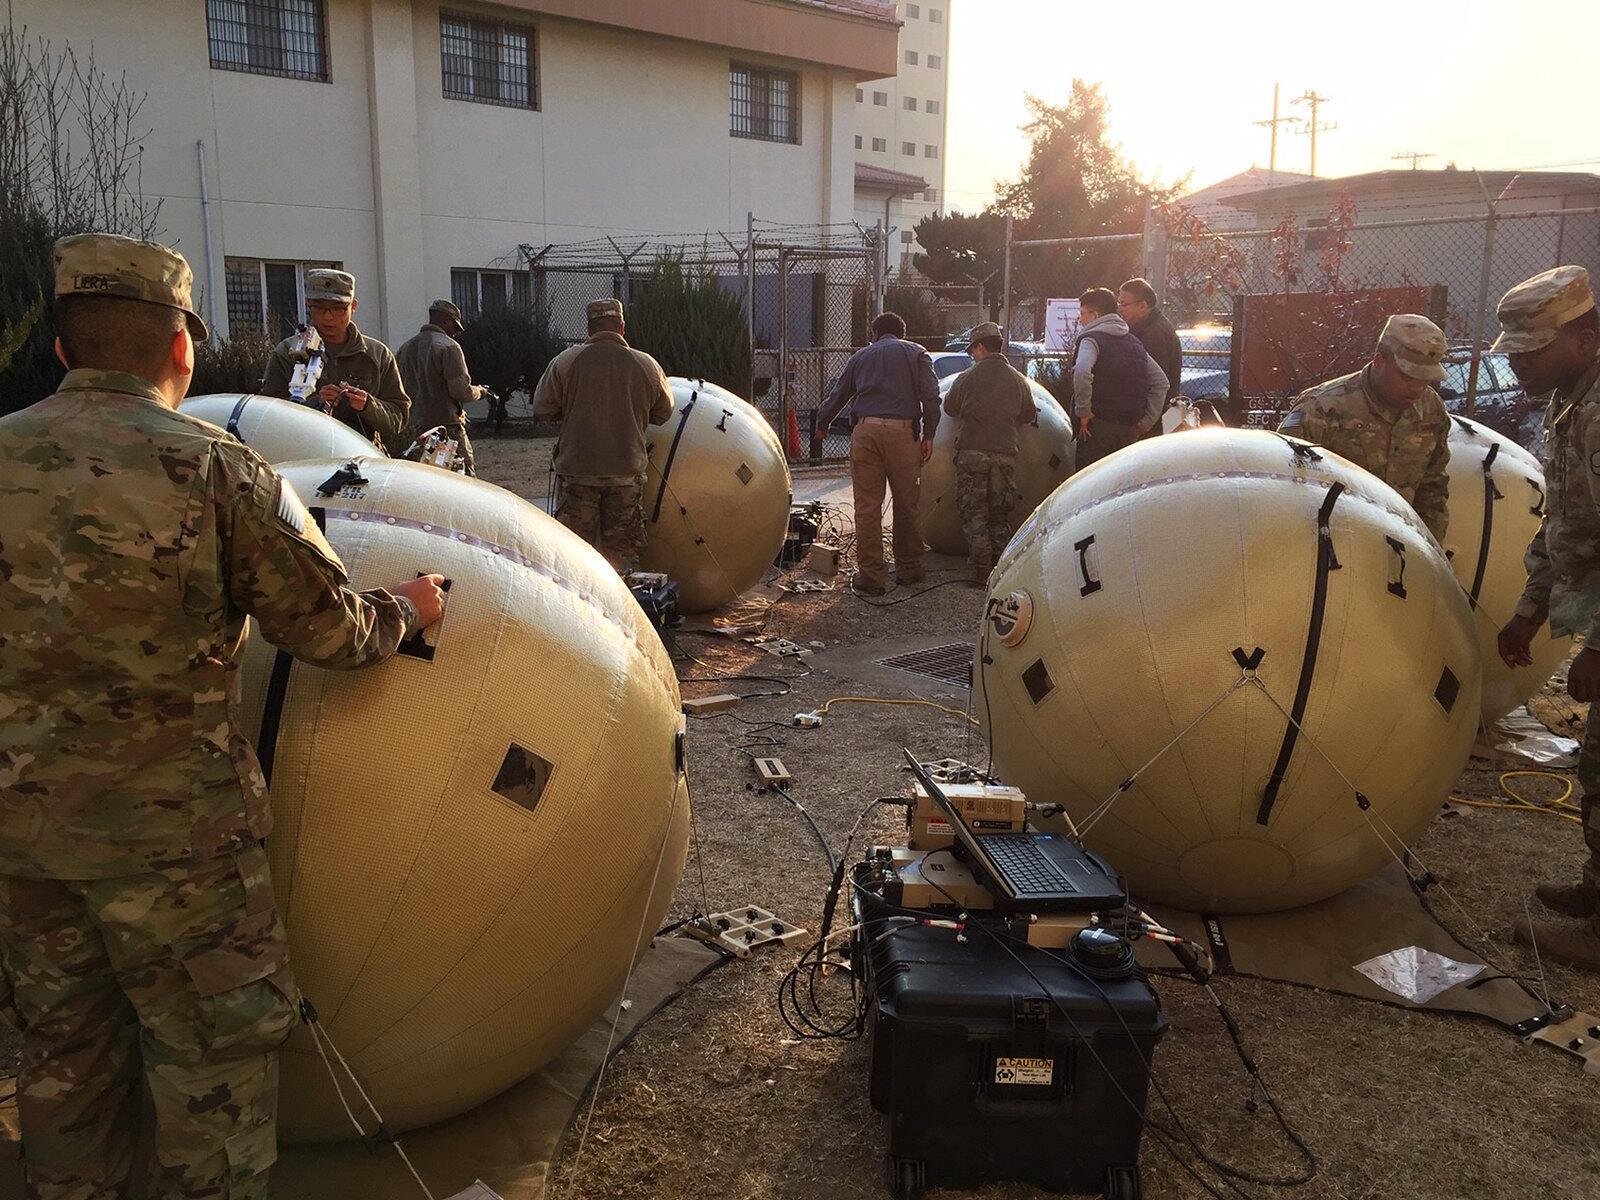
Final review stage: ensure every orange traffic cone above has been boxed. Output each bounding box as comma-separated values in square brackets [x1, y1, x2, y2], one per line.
[786, 409, 804, 459]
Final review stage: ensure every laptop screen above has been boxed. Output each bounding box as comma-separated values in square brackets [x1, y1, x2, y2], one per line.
[901, 749, 1002, 878]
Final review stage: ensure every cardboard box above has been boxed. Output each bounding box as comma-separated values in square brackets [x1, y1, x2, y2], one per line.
[909, 782, 1026, 851]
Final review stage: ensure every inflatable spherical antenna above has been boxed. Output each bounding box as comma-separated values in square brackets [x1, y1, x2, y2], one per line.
[918, 376, 1075, 556]
[977, 429, 1481, 914]
[640, 378, 791, 612]
[1440, 414, 1571, 724]
[240, 457, 688, 1139]
[180, 393, 381, 462]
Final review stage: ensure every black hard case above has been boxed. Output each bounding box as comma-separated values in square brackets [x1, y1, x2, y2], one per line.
[861, 904, 1166, 1197]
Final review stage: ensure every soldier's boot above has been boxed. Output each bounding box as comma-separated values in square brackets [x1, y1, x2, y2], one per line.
[894, 564, 926, 586]
[1535, 880, 1600, 919]
[1512, 916, 1600, 971]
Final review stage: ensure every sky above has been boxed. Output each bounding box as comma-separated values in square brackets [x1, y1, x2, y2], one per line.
[942, 0, 1599, 212]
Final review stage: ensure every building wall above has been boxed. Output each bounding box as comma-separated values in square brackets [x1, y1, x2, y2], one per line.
[13, 0, 864, 343]
[851, 0, 950, 273]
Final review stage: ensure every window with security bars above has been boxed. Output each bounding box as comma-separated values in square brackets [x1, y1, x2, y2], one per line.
[440, 11, 538, 109]
[206, 0, 328, 81]
[451, 268, 533, 319]
[224, 257, 341, 338]
[729, 63, 799, 145]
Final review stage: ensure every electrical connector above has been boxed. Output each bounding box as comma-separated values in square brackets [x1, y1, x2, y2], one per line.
[793, 711, 823, 727]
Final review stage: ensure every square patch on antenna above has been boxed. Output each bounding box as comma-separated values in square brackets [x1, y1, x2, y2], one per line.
[492, 744, 553, 814]
[1048, 453, 1063, 471]
[735, 462, 754, 485]
[1022, 658, 1055, 705]
[1434, 666, 1460, 715]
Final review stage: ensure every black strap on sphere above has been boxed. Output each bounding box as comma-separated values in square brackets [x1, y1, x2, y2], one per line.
[1257, 482, 1344, 827]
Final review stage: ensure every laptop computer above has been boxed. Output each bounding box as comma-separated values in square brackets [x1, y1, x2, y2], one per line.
[903, 749, 1126, 913]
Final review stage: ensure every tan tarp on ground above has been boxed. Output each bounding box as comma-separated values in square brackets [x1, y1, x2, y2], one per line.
[1139, 863, 1549, 1027]
[0, 938, 723, 1200]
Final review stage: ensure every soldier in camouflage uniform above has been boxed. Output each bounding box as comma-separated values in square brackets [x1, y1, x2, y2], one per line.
[532, 298, 674, 572]
[1495, 267, 1600, 970]
[942, 322, 1037, 584]
[1278, 314, 1453, 542]
[0, 234, 447, 1198]
[260, 269, 412, 454]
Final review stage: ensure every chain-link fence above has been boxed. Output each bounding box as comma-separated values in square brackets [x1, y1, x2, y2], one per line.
[517, 219, 881, 462]
[1001, 201, 1600, 449]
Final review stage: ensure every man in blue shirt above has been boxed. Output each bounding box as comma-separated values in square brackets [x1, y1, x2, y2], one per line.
[815, 312, 941, 594]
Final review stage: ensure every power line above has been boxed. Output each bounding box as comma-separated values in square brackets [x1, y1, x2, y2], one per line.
[1292, 90, 1337, 178]
[1252, 83, 1302, 187]
[1392, 150, 1435, 171]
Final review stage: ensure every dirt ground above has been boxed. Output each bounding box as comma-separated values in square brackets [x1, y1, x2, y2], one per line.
[529, 437, 1600, 1198]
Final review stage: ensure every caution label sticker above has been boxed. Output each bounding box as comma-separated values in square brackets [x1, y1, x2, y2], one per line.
[994, 1056, 1054, 1086]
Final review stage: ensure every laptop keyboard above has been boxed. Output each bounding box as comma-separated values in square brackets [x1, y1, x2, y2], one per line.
[983, 834, 1076, 895]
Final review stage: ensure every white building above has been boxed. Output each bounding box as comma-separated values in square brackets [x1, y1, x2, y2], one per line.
[850, 0, 950, 277]
[13, 0, 898, 344]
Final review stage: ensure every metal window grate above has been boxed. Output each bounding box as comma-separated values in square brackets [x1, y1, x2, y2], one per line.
[441, 11, 538, 110]
[206, 0, 328, 81]
[878, 642, 974, 690]
[730, 63, 799, 144]
[224, 259, 265, 334]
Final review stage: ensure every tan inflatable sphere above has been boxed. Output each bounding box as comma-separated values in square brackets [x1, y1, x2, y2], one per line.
[919, 376, 1076, 556]
[237, 457, 689, 1140]
[1440, 415, 1572, 724]
[977, 429, 1481, 913]
[641, 378, 791, 612]
[180, 393, 380, 461]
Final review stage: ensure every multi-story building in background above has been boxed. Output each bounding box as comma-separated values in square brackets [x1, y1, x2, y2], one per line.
[12, 0, 898, 344]
[851, 0, 951, 279]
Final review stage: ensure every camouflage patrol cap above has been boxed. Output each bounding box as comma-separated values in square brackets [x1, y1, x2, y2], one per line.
[306, 269, 356, 303]
[587, 298, 624, 321]
[1376, 314, 1447, 382]
[966, 321, 1004, 350]
[54, 233, 208, 340]
[428, 298, 463, 322]
[1493, 266, 1594, 354]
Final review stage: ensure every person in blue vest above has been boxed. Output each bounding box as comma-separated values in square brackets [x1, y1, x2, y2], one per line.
[1070, 287, 1170, 470]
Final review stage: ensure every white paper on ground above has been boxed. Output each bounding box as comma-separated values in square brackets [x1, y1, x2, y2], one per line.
[1354, 946, 1486, 1004]
[443, 1184, 505, 1200]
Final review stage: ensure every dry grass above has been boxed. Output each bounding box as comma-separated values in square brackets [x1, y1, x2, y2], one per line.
[472, 438, 1600, 1200]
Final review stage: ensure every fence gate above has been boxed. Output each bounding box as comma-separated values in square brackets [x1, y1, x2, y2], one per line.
[765, 243, 876, 462]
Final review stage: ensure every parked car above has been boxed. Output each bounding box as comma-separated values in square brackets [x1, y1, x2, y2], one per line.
[1178, 325, 1232, 375]
[1438, 349, 1538, 449]
[931, 351, 973, 380]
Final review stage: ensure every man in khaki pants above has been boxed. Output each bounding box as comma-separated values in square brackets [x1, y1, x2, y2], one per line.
[815, 312, 941, 594]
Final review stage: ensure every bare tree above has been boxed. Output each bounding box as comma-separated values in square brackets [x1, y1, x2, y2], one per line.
[0, 19, 161, 404]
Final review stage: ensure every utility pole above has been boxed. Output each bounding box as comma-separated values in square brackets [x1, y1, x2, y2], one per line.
[1292, 90, 1337, 178]
[1391, 151, 1434, 171]
[1253, 83, 1301, 187]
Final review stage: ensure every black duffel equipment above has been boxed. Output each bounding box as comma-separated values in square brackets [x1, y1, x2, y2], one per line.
[776, 500, 822, 567]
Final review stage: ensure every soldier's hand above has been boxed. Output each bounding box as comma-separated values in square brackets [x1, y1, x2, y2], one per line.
[1569, 647, 1600, 703]
[393, 573, 447, 630]
[1496, 613, 1541, 668]
[1078, 414, 1094, 440]
[920, 438, 933, 464]
[344, 387, 369, 412]
[317, 383, 343, 410]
